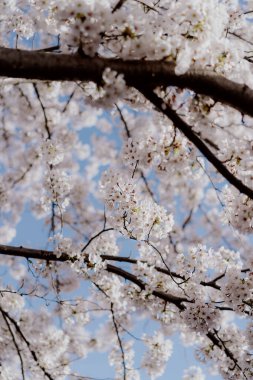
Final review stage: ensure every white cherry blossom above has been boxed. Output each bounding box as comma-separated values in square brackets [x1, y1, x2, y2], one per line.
[0, 1, 252, 379]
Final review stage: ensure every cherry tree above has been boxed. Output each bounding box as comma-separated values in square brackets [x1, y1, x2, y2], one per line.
[0, 0, 252, 379]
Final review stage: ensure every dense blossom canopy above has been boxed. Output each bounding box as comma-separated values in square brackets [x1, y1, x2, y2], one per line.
[0, 0, 253, 379]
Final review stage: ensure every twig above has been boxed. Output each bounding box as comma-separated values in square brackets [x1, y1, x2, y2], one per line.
[110, 303, 127, 380]
[33, 83, 51, 139]
[81, 228, 114, 252]
[112, 0, 128, 13]
[1, 310, 26, 380]
[0, 308, 54, 380]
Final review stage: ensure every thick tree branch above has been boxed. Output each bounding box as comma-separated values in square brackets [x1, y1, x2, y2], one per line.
[0, 47, 253, 117]
[0, 244, 69, 261]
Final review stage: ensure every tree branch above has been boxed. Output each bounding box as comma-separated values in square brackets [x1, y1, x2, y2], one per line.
[112, 0, 128, 13]
[0, 47, 253, 117]
[110, 303, 127, 380]
[0, 244, 189, 310]
[136, 84, 253, 200]
[0, 308, 54, 380]
[1, 243, 250, 370]
[0, 244, 69, 261]
[1, 310, 26, 380]
[0, 243, 185, 280]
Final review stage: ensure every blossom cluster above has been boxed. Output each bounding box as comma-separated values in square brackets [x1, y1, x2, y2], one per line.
[100, 169, 174, 240]
[220, 268, 253, 315]
[223, 187, 253, 233]
[181, 301, 221, 333]
[89, 68, 127, 108]
[183, 366, 205, 380]
[41, 139, 64, 166]
[142, 331, 173, 380]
